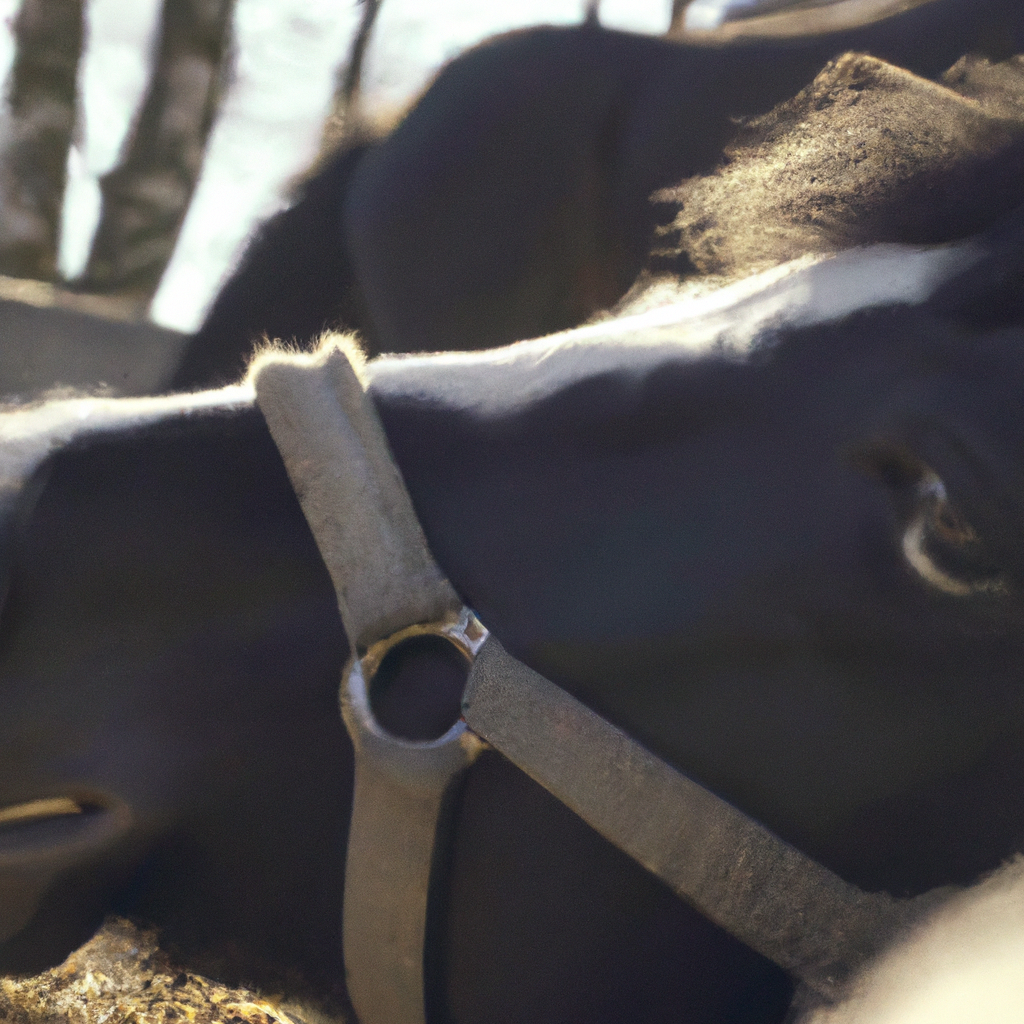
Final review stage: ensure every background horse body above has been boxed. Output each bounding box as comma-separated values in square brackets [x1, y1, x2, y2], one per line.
[2, 220, 1024, 1021]
[175, 0, 1024, 389]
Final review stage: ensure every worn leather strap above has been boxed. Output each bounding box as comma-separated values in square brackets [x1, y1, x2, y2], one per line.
[255, 344, 478, 1024]
[255, 340, 950, 1021]
[254, 343, 460, 653]
[341, 630, 485, 1024]
[462, 638, 947, 1002]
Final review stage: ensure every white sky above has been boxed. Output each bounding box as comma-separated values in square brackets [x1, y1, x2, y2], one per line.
[0, 0, 675, 333]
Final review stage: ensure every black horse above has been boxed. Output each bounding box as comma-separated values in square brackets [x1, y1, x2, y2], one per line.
[172, 0, 1024, 390]
[2, 203, 1024, 1021]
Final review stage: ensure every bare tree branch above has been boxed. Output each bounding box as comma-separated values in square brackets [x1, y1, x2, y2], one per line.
[79, 0, 235, 299]
[0, 0, 84, 280]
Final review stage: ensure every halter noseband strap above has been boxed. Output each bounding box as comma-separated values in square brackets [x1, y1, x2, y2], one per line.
[254, 342, 948, 1024]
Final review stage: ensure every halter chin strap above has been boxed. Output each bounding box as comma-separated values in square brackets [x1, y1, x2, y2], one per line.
[255, 341, 950, 1024]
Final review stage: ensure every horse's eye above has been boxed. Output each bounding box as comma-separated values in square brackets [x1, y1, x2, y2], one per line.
[902, 473, 1006, 597]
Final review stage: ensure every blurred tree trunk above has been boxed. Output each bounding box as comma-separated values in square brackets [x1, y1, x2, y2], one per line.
[669, 0, 689, 33]
[79, 0, 235, 300]
[0, 0, 84, 281]
[318, 0, 383, 158]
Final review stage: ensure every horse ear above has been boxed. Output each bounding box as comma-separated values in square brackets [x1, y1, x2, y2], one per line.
[929, 205, 1024, 330]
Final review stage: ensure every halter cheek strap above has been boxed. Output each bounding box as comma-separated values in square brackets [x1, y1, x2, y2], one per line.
[254, 341, 951, 1024]
[256, 343, 477, 1024]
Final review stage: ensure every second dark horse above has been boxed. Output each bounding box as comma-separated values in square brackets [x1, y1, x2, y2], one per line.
[173, 0, 1024, 388]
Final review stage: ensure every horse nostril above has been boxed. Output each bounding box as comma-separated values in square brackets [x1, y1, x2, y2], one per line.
[0, 795, 131, 859]
[0, 796, 133, 948]
[0, 797, 84, 830]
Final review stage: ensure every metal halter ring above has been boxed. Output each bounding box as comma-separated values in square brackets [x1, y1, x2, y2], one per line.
[339, 608, 489, 1024]
[351, 610, 488, 718]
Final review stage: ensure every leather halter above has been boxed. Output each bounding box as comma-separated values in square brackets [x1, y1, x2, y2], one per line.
[255, 342, 952, 1024]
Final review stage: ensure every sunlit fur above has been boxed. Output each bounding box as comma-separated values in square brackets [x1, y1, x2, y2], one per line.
[798, 857, 1024, 1024]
